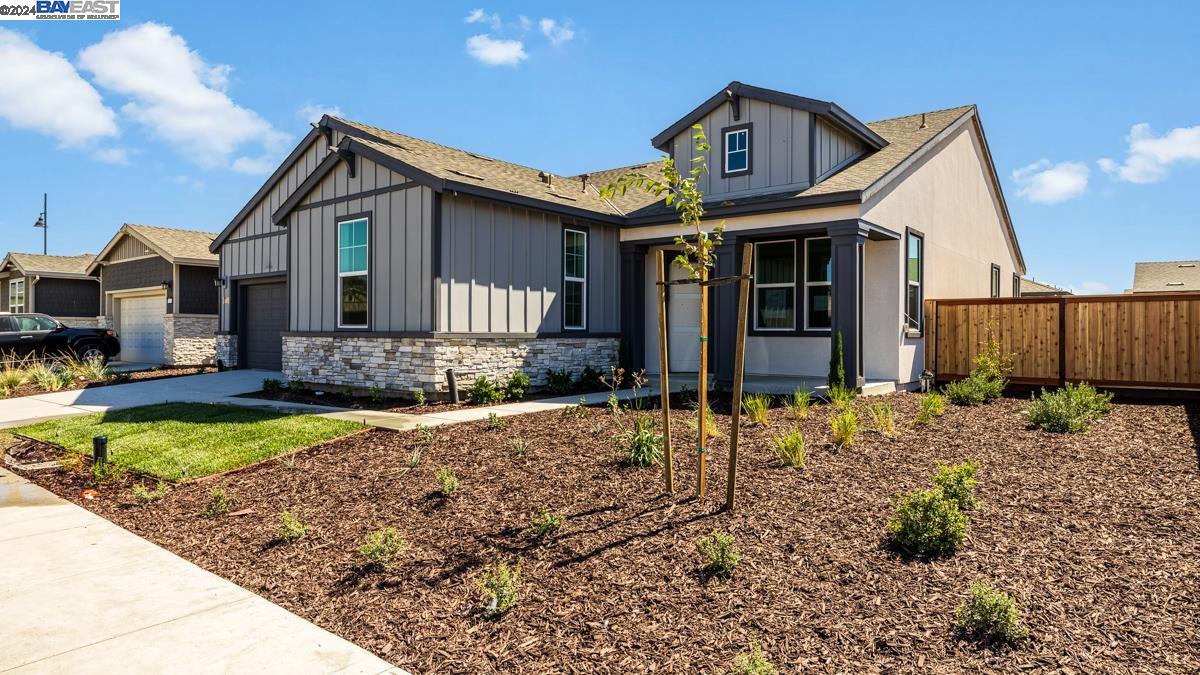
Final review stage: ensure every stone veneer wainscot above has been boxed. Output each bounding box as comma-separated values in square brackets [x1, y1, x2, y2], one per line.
[164, 315, 217, 366]
[282, 334, 619, 394]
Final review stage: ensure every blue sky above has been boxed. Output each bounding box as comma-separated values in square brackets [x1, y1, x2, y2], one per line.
[0, 1, 1196, 294]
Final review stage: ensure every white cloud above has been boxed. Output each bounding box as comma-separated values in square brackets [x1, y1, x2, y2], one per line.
[1011, 159, 1089, 204]
[0, 28, 117, 146]
[539, 18, 575, 46]
[296, 102, 343, 124]
[465, 34, 527, 66]
[464, 8, 501, 31]
[1098, 122, 1200, 184]
[77, 23, 289, 169]
[517, 15, 532, 32]
[92, 147, 130, 164]
[230, 154, 279, 175]
[171, 174, 205, 191]
[1067, 280, 1110, 295]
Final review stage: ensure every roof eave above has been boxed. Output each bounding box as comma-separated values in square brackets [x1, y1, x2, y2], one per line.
[622, 190, 864, 227]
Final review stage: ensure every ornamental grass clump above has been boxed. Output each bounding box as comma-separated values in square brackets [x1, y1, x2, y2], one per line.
[741, 393, 771, 426]
[772, 429, 806, 468]
[955, 581, 1029, 644]
[478, 560, 521, 619]
[1025, 381, 1113, 433]
[435, 467, 459, 497]
[830, 409, 859, 448]
[358, 527, 408, 570]
[277, 509, 307, 543]
[620, 413, 663, 467]
[933, 459, 980, 512]
[731, 643, 777, 675]
[888, 488, 967, 557]
[0, 360, 29, 395]
[915, 391, 947, 424]
[789, 387, 812, 419]
[695, 530, 741, 580]
[827, 382, 855, 411]
[64, 356, 111, 383]
[688, 403, 722, 440]
[28, 362, 71, 392]
[867, 402, 897, 437]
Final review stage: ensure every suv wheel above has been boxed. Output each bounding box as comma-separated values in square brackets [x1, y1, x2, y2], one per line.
[77, 344, 108, 364]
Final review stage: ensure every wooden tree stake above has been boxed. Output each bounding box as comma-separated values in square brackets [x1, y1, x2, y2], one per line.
[725, 242, 754, 511]
[655, 250, 674, 494]
[697, 265, 709, 498]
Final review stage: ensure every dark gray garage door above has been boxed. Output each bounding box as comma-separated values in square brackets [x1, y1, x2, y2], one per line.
[242, 282, 287, 370]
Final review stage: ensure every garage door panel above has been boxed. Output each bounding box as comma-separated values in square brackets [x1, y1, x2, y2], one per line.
[117, 295, 165, 364]
[243, 283, 286, 370]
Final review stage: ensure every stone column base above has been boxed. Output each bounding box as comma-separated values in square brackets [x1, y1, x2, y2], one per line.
[164, 315, 218, 366]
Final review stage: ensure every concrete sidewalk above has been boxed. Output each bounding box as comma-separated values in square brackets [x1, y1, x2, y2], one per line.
[0, 466, 405, 674]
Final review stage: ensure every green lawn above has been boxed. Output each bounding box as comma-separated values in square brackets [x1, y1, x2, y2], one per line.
[14, 403, 365, 481]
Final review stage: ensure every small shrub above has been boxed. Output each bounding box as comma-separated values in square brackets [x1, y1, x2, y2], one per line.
[576, 365, 603, 393]
[789, 388, 812, 419]
[830, 409, 859, 447]
[277, 509, 307, 543]
[466, 376, 504, 405]
[695, 530, 741, 579]
[888, 488, 967, 557]
[262, 378, 282, 394]
[741, 393, 770, 426]
[503, 371, 531, 401]
[545, 368, 575, 395]
[772, 429, 806, 468]
[867, 402, 897, 437]
[915, 392, 947, 424]
[131, 481, 170, 504]
[732, 643, 777, 675]
[974, 333, 1015, 381]
[827, 382, 855, 411]
[435, 466, 459, 497]
[932, 459, 980, 512]
[358, 527, 408, 570]
[368, 385, 385, 403]
[286, 379, 308, 394]
[509, 439, 530, 456]
[828, 329, 846, 389]
[90, 461, 125, 486]
[955, 581, 1029, 644]
[1025, 382, 1113, 433]
[561, 398, 589, 419]
[411, 389, 426, 405]
[57, 452, 86, 472]
[529, 508, 565, 537]
[203, 487, 232, 517]
[620, 413, 663, 467]
[478, 560, 522, 618]
[486, 412, 507, 431]
[942, 373, 996, 406]
[415, 424, 435, 445]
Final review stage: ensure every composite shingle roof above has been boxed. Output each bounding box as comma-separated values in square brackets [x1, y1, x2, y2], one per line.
[124, 224, 218, 262]
[0, 253, 95, 277]
[1132, 260, 1200, 292]
[1019, 278, 1071, 296]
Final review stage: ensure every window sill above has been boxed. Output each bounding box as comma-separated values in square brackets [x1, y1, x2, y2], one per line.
[905, 330, 924, 340]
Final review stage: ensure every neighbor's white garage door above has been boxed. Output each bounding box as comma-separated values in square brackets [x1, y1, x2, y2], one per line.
[117, 294, 165, 364]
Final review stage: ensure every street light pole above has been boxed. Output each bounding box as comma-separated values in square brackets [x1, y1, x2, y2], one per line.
[34, 193, 47, 254]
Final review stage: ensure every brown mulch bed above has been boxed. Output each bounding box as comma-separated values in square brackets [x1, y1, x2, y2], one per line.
[16, 394, 1200, 673]
[239, 386, 598, 415]
[1, 365, 215, 400]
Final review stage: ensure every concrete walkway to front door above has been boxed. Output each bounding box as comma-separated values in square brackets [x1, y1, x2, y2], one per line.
[0, 466, 406, 674]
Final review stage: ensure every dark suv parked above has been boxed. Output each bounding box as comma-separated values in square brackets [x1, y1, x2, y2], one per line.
[0, 313, 121, 364]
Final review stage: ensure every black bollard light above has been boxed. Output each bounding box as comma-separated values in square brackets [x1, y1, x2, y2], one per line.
[92, 435, 108, 465]
[446, 368, 459, 404]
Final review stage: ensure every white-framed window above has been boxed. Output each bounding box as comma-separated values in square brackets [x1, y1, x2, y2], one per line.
[906, 232, 923, 331]
[723, 126, 750, 175]
[753, 240, 796, 330]
[563, 228, 587, 330]
[990, 264, 1001, 298]
[337, 217, 369, 328]
[8, 279, 25, 313]
[804, 237, 833, 330]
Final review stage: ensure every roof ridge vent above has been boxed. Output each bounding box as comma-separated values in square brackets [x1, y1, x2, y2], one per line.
[448, 169, 485, 181]
[1178, 263, 1196, 268]
[1166, 282, 1185, 286]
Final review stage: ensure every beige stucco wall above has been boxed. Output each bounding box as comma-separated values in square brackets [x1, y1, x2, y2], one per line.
[861, 121, 1023, 383]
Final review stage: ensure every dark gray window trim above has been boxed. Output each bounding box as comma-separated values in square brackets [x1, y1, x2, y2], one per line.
[335, 211, 373, 331]
[561, 223, 589, 331]
[990, 263, 1001, 298]
[905, 227, 925, 337]
[720, 122, 753, 179]
[1012, 272, 1021, 298]
[745, 233, 835, 338]
[281, 330, 622, 339]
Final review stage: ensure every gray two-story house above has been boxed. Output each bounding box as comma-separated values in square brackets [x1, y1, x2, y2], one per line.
[210, 82, 1024, 394]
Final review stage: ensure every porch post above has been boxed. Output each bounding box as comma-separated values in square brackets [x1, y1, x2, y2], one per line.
[712, 240, 737, 388]
[828, 221, 867, 389]
[619, 243, 648, 371]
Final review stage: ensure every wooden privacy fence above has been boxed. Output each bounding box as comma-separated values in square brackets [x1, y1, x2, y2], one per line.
[924, 293, 1200, 390]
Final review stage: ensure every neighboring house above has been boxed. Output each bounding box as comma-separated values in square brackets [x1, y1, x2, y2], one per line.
[0, 253, 100, 326]
[1130, 260, 1200, 293]
[211, 81, 1024, 392]
[87, 224, 219, 365]
[1019, 278, 1072, 297]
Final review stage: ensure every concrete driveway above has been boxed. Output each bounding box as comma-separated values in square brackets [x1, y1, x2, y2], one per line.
[0, 369, 282, 429]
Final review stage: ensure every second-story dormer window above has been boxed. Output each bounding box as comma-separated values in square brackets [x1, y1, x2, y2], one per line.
[722, 124, 751, 177]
